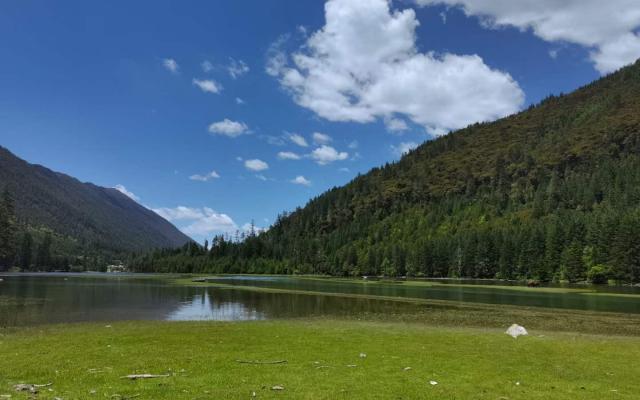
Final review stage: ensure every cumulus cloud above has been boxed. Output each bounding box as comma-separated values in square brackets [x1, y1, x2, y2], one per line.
[192, 78, 222, 94]
[312, 132, 332, 145]
[208, 119, 249, 137]
[244, 159, 269, 171]
[288, 133, 309, 147]
[391, 141, 419, 156]
[228, 58, 250, 79]
[267, 0, 523, 136]
[416, 0, 640, 74]
[236, 97, 245, 105]
[278, 151, 302, 160]
[291, 175, 312, 186]
[310, 145, 348, 165]
[189, 170, 220, 182]
[162, 58, 179, 74]
[384, 117, 409, 133]
[153, 206, 237, 237]
[114, 184, 140, 202]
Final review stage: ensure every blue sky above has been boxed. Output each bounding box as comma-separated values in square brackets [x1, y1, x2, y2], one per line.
[1, 0, 639, 243]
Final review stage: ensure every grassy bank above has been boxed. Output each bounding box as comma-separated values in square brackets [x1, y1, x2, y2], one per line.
[1, 320, 639, 399]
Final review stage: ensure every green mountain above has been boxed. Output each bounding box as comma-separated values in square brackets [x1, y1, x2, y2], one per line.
[139, 60, 640, 283]
[0, 146, 190, 269]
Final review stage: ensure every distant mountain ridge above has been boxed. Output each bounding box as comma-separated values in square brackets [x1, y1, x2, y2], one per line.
[0, 146, 190, 253]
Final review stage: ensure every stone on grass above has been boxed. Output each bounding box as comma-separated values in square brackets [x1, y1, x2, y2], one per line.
[506, 324, 528, 339]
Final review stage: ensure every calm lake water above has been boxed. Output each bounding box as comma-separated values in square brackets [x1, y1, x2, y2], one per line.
[1, 273, 639, 327]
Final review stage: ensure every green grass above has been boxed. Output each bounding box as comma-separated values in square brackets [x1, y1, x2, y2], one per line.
[1, 320, 638, 399]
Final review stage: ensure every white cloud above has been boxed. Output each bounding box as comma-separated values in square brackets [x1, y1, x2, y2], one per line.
[416, 0, 640, 74]
[384, 117, 409, 133]
[236, 97, 245, 105]
[291, 175, 312, 186]
[288, 133, 309, 147]
[201, 60, 214, 72]
[348, 140, 359, 149]
[228, 58, 250, 79]
[208, 119, 249, 137]
[391, 141, 419, 156]
[266, 34, 290, 76]
[153, 206, 237, 237]
[244, 159, 269, 171]
[189, 170, 220, 182]
[267, 0, 523, 136]
[312, 132, 332, 145]
[192, 78, 222, 94]
[262, 135, 286, 146]
[255, 174, 268, 181]
[162, 58, 179, 74]
[310, 145, 349, 165]
[114, 184, 140, 202]
[278, 151, 302, 160]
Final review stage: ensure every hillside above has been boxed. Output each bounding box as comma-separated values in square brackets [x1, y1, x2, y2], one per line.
[132, 60, 640, 283]
[0, 146, 190, 267]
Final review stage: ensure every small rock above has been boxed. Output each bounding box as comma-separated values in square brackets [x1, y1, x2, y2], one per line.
[271, 385, 284, 391]
[403, 367, 412, 371]
[359, 353, 367, 358]
[515, 381, 521, 386]
[506, 324, 528, 339]
[346, 364, 357, 368]
[429, 381, 438, 386]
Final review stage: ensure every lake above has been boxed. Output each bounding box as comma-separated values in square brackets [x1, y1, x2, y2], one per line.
[1, 273, 640, 327]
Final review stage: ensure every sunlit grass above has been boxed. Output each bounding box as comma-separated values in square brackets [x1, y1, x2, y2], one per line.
[1, 320, 638, 399]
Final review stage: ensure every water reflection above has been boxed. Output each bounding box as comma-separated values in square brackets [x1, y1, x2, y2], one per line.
[2, 273, 640, 328]
[167, 291, 265, 321]
[207, 276, 640, 314]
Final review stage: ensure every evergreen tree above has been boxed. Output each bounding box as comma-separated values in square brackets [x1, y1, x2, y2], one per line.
[562, 241, 586, 282]
[0, 188, 17, 268]
[18, 232, 33, 270]
[36, 233, 52, 270]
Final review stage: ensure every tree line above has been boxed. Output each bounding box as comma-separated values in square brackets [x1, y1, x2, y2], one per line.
[0, 187, 109, 272]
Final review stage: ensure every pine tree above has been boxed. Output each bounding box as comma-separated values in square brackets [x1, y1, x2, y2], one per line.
[0, 188, 17, 268]
[562, 240, 586, 282]
[18, 232, 33, 270]
[36, 233, 52, 270]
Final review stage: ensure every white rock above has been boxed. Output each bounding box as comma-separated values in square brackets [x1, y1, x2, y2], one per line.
[506, 324, 528, 339]
[359, 353, 367, 358]
[429, 381, 438, 385]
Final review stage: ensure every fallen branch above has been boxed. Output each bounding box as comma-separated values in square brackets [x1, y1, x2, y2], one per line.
[235, 359, 287, 365]
[14, 383, 52, 393]
[120, 374, 170, 380]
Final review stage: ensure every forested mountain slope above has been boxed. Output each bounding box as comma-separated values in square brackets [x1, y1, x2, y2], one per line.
[133, 60, 640, 283]
[0, 146, 190, 268]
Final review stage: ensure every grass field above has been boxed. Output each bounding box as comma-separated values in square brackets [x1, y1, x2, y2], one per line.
[1, 320, 638, 399]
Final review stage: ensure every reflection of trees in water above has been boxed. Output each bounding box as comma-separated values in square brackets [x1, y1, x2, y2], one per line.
[196, 288, 420, 320]
[0, 276, 200, 326]
[0, 276, 424, 326]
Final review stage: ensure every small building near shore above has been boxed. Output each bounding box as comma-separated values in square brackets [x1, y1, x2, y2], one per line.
[106, 263, 127, 273]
